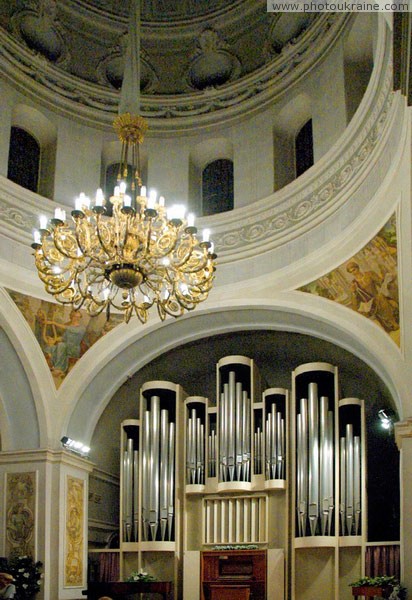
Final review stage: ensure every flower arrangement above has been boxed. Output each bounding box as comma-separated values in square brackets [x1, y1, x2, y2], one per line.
[126, 570, 156, 583]
[8, 554, 43, 599]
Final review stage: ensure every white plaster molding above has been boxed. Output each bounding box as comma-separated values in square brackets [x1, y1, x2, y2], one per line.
[395, 418, 412, 449]
[0, 18, 397, 287]
[90, 467, 119, 487]
[0, 14, 350, 131]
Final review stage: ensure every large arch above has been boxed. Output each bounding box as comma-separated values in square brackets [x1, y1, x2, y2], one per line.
[62, 293, 405, 447]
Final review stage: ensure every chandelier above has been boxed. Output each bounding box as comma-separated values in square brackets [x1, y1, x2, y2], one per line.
[31, 2, 216, 324]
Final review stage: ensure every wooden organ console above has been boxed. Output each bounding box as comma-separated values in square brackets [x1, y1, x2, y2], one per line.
[201, 550, 266, 600]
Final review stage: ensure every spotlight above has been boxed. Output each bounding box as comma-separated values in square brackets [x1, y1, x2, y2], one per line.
[61, 436, 90, 457]
[378, 409, 393, 430]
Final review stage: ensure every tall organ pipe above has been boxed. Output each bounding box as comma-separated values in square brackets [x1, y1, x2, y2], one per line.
[167, 421, 175, 540]
[160, 409, 169, 541]
[345, 423, 354, 535]
[133, 449, 139, 541]
[296, 389, 334, 537]
[308, 383, 319, 536]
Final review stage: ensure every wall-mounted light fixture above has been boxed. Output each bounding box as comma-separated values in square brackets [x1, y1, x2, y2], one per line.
[61, 436, 90, 457]
[378, 409, 393, 431]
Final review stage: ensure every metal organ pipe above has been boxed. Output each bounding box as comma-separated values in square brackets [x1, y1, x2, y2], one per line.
[308, 383, 320, 536]
[121, 435, 139, 542]
[340, 423, 361, 536]
[141, 396, 176, 542]
[218, 371, 251, 482]
[296, 385, 334, 537]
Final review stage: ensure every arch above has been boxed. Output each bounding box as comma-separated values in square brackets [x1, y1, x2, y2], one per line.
[10, 104, 57, 199]
[61, 294, 406, 448]
[0, 288, 54, 450]
[272, 93, 312, 191]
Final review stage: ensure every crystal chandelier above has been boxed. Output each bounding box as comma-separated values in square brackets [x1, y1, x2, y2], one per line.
[31, 2, 216, 324]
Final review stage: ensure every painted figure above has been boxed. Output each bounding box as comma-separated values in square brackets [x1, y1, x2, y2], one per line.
[346, 261, 399, 332]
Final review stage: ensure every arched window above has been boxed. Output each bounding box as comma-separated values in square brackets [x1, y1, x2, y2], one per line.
[295, 119, 314, 177]
[7, 126, 40, 193]
[202, 159, 234, 216]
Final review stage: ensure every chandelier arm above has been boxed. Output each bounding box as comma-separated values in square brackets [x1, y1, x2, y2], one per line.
[94, 214, 117, 260]
[51, 226, 81, 261]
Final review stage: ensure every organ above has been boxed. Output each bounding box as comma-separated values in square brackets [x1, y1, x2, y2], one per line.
[115, 357, 365, 600]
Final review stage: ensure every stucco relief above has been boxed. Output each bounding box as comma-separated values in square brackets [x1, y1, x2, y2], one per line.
[5, 471, 36, 557]
[299, 214, 399, 346]
[64, 476, 84, 587]
[10, 0, 69, 66]
[7, 290, 122, 388]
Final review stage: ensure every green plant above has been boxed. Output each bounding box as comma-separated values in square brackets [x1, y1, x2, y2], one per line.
[126, 570, 156, 583]
[8, 554, 43, 599]
[350, 576, 407, 600]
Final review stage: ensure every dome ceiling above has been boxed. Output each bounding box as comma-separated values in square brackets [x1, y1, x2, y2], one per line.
[0, 1, 349, 127]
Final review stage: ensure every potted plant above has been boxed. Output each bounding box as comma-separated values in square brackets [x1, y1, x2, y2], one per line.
[350, 576, 406, 600]
[7, 554, 43, 599]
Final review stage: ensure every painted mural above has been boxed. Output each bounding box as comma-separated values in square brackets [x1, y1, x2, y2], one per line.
[299, 214, 399, 345]
[5, 471, 36, 557]
[6, 290, 123, 388]
[64, 476, 84, 587]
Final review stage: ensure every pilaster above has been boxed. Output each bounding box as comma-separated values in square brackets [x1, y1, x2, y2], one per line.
[0, 449, 93, 600]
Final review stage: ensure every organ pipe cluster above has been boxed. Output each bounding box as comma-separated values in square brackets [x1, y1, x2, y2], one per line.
[340, 423, 361, 535]
[265, 403, 286, 480]
[186, 407, 205, 485]
[141, 396, 175, 541]
[296, 383, 334, 536]
[122, 436, 139, 542]
[219, 371, 251, 482]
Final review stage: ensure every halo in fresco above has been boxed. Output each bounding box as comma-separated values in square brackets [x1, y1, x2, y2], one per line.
[299, 214, 399, 346]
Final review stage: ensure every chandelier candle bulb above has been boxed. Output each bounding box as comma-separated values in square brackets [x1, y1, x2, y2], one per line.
[39, 215, 48, 230]
[140, 185, 147, 197]
[32, 230, 41, 246]
[119, 181, 127, 195]
[158, 196, 165, 208]
[148, 190, 157, 209]
[95, 188, 104, 207]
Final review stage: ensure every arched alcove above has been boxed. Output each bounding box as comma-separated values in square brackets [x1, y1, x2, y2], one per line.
[89, 328, 399, 547]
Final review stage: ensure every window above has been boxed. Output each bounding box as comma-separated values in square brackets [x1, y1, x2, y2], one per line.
[202, 159, 234, 216]
[295, 119, 314, 177]
[7, 127, 40, 193]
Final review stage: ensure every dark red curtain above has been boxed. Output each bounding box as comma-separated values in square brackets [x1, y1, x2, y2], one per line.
[365, 545, 400, 580]
[99, 552, 120, 582]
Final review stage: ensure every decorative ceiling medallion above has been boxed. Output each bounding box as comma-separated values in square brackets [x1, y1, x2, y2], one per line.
[187, 28, 241, 91]
[266, 13, 315, 57]
[11, 0, 69, 66]
[97, 33, 158, 92]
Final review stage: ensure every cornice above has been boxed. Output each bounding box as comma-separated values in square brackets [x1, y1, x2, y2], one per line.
[395, 418, 412, 449]
[0, 13, 350, 132]
[0, 447, 94, 471]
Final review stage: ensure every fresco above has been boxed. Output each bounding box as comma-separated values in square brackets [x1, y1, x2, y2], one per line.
[65, 476, 84, 587]
[5, 471, 36, 557]
[6, 291, 123, 388]
[299, 214, 399, 346]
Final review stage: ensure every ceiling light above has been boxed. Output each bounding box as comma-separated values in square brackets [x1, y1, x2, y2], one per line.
[30, 0, 216, 324]
[61, 436, 90, 457]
